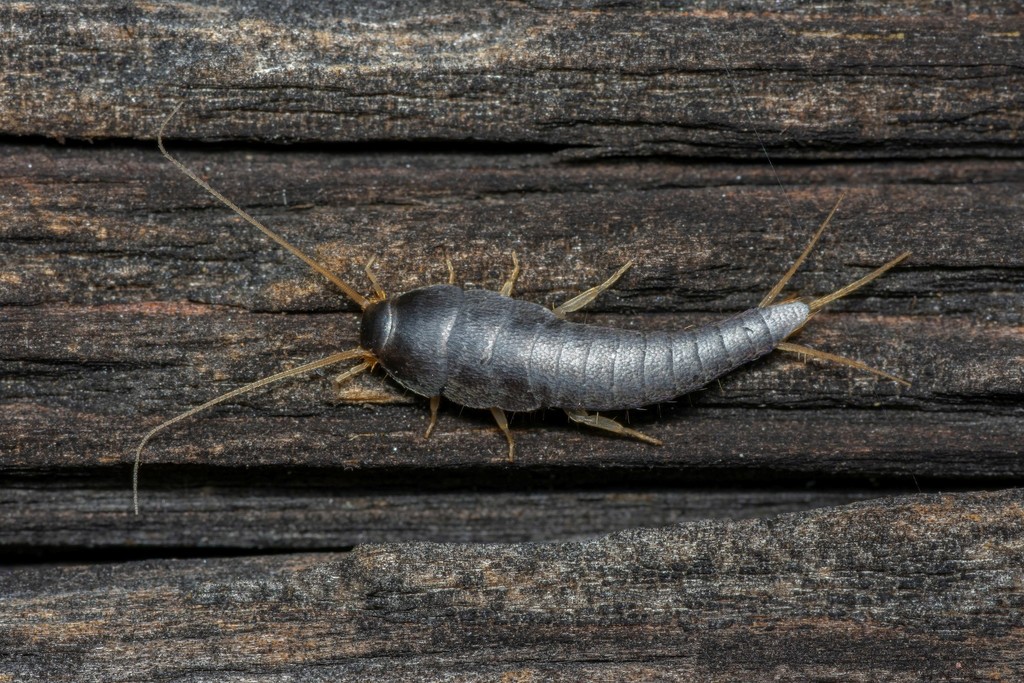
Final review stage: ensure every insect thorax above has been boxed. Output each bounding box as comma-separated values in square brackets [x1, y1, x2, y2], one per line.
[360, 285, 464, 398]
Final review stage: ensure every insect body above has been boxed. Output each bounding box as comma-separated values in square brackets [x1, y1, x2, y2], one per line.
[365, 286, 809, 413]
[133, 108, 909, 513]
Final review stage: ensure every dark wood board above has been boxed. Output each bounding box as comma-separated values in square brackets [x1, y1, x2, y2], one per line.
[0, 1, 1022, 679]
[3, 490, 1022, 681]
[2, 1, 1022, 158]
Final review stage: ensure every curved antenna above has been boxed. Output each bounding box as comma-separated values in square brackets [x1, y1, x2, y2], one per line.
[157, 103, 370, 309]
[133, 348, 373, 514]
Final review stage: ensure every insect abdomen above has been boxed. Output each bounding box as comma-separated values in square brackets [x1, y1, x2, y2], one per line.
[536, 302, 808, 411]
[439, 289, 808, 412]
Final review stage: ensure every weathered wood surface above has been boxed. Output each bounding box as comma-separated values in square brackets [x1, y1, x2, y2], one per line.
[3, 490, 1022, 681]
[1, 1, 1022, 679]
[2, 146, 1020, 549]
[2, 1, 1022, 157]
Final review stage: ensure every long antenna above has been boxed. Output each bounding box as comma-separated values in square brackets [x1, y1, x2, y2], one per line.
[134, 104, 379, 514]
[133, 348, 372, 514]
[157, 103, 370, 310]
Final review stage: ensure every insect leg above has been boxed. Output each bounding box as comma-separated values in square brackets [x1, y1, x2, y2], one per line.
[424, 396, 441, 439]
[564, 409, 663, 446]
[445, 256, 456, 284]
[364, 256, 387, 301]
[499, 253, 521, 296]
[332, 359, 377, 395]
[553, 260, 634, 318]
[489, 407, 516, 462]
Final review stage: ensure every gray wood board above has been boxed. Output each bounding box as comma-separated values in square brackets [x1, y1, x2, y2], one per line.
[2, 490, 1022, 681]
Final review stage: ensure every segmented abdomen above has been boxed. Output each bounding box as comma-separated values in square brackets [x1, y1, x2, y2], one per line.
[441, 290, 809, 412]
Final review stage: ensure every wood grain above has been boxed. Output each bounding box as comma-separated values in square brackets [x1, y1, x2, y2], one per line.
[0, 1, 1021, 679]
[3, 490, 1022, 681]
[3, 2, 1021, 156]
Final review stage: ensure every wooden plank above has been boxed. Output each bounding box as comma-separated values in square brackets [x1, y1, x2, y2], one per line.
[1, 2, 1021, 156]
[3, 472, 895, 551]
[2, 145, 1019, 439]
[1, 3, 1022, 677]
[1, 149, 1021, 543]
[2, 490, 1022, 681]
